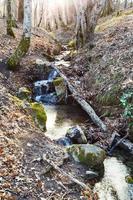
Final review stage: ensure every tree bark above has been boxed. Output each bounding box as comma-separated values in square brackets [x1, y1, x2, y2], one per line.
[18, 0, 24, 23]
[74, 0, 105, 49]
[7, 0, 31, 70]
[7, 0, 15, 37]
[101, 0, 114, 17]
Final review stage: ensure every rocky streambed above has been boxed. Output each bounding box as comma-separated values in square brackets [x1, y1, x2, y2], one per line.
[28, 54, 133, 200]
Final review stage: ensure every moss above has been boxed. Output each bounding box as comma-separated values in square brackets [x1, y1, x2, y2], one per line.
[7, 36, 30, 70]
[125, 176, 133, 184]
[18, 87, 31, 100]
[67, 144, 106, 172]
[7, 0, 15, 38]
[68, 39, 76, 49]
[31, 103, 47, 131]
[7, 19, 15, 38]
[53, 77, 64, 86]
[10, 95, 23, 107]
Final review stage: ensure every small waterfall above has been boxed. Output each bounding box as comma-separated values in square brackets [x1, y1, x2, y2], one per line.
[34, 80, 49, 96]
[34, 69, 59, 104]
[48, 69, 58, 81]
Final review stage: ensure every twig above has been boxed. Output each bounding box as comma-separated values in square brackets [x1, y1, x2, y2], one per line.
[108, 131, 129, 156]
[42, 154, 92, 193]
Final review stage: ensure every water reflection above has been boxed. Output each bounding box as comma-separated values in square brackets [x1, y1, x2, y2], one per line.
[44, 104, 87, 140]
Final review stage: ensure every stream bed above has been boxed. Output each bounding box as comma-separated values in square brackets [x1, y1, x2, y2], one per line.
[33, 55, 133, 200]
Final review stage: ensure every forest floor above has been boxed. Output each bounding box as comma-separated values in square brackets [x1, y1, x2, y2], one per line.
[55, 9, 133, 137]
[0, 8, 133, 200]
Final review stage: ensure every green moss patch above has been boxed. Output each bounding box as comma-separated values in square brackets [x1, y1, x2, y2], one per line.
[7, 36, 30, 70]
[53, 77, 64, 86]
[17, 87, 31, 100]
[31, 103, 47, 131]
[68, 39, 76, 49]
[67, 144, 106, 172]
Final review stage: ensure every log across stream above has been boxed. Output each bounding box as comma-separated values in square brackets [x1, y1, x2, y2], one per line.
[33, 51, 133, 200]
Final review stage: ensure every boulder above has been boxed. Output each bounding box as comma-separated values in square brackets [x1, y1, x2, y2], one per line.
[86, 170, 99, 180]
[39, 93, 58, 104]
[36, 59, 51, 79]
[31, 102, 47, 131]
[53, 77, 67, 103]
[34, 80, 55, 96]
[17, 87, 31, 100]
[67, 144, 106, 175]
[66, 125, 87, 144]
[57, 137, 72, 146]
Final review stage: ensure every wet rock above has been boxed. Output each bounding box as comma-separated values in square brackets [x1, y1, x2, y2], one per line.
[67, 144, 106, 174]
[17, 87, 31, 100]
[36, 59, 51, 79]
[53, 77, 67, 103]
[31, 102, 47, 131]
[86, 170, 99, 180]
[109, 133, 133, 154]
[56, 137, 72, 146]
[48, 69, 58, 81]
[39, 93, 58, 104]
[66, 125, 87, 144]
[34, 80, 55, 96]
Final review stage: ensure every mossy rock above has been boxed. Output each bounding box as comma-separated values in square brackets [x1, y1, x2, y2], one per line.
[68, 39, 76, 49]
[53, 77, 64, 86]
[125, 176, 133, 184]
[17, 87, 31, 100]
[53, 77, 67, 103]
[67, 144, 106, 174]
[31, 102, 47, 131]
[10, 95, 24, 107]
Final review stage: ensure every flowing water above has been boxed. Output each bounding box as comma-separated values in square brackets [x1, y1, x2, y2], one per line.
[34, 55, 133, 200]
[94, 153, 133, 200]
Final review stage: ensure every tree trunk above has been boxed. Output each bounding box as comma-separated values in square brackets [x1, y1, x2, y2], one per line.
[18, 0, 24, 23]
[7, 0, 31, 70]
[101, 0, 114, 17]
[74, 0, 105, 49]
[7, 0, 15, 37]
[124, 0, 128, 9]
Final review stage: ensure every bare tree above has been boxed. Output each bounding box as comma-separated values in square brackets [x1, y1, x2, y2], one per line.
[74, 0, 105, 48]
[101, 0, 114, 16]
[7, 0, 15, 37]
[7, 0, 31, 70]
[18, 0, 24, 23]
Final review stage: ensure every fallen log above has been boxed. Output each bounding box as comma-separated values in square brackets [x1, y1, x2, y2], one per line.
[108, 131, 129, 155]
[42, 154, 93, 193]
[52, 64, 133, 155]
[52, 65, 107, 133]
[108, 131, 133, 155]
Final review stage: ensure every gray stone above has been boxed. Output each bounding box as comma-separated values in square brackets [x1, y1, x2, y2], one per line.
[67, 144, 106, 175]
[17, 87, 31, 100]
[66, 125, 87, 144]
